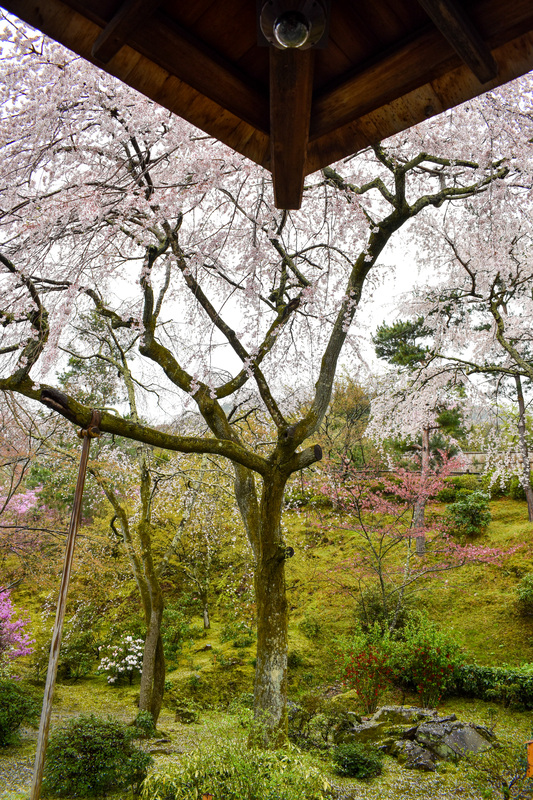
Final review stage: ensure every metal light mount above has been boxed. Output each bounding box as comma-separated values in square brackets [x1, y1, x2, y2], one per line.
[259, 0, 329, 49]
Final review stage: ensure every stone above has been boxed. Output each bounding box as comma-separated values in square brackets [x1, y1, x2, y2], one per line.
[391, 740, 437, 771]
[416, 720, 492, 761]
[371, 706, 437, 725]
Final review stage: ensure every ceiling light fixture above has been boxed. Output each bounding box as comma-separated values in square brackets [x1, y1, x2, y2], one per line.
[259, 0, 328, 50]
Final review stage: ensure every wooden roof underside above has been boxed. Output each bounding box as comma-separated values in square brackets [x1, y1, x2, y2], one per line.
[3, 0, 533, 208]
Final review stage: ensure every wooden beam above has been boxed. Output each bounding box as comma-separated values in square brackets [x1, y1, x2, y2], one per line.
[1, 0, 271, 167]
[126, 12, 270, 133]
[415, 0, 498, 83]
[91, 0, 163, 63]
[311, 25, 454, 141]
[270, 47, 314, 210]
[305, 29, 533, 174]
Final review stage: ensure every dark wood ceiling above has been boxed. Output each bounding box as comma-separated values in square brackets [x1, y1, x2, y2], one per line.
[3, 0, 533, 208]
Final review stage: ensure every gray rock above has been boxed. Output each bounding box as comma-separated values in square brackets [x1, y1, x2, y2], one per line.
[391, 740, 436, 771]
[416, 720, 492, 761]
[371, 706, 437, 725]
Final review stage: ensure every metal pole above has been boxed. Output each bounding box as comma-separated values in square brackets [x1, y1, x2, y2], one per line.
[30, 410, 101, 800]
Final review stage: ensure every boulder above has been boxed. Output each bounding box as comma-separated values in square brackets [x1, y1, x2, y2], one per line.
[337, 706, 496, 768]
[391, 740, 437, 771]
[416, 719, 493, 761]
[371, 706, 438, 725]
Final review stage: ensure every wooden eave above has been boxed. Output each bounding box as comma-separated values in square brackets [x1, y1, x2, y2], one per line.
[2, 0, 533, 209]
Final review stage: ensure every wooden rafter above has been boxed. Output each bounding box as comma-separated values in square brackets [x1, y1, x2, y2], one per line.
[2, 0, 533, 208]
[415, 0, 498, 83]
[91, 0, 162, 63]
[269, 47, 314, 210]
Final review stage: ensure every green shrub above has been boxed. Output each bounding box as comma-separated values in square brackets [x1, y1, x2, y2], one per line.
[298, 614, 322, 640]
[288, 650, 305, 669]
[389, 619, 463, 706]
[58, 629, 97, 681]
[42, 714, 152, 797]
[133, 709, 156, 738]
[0, 680, 40, 746]
[508, 476, 527, 501]
[220, 621, 256, 648]
[456, 663, 533, 710]
[436, 475, 480, 503]
[331, 742, 383, 779]
[516, 573, 533, 616]
[161, 603, 192, 666]
[288, 692, 349, 751]
[141, 742, 330, 800]
[445, 490, 491, 538]
[356, 584, 417, 632]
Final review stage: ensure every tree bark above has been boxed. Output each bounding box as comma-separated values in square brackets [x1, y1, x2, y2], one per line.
[515, 374, 533, 522]
[413, 426, 431, 554]
[251, 469, 289, 746]
[202, 600, 210, 630]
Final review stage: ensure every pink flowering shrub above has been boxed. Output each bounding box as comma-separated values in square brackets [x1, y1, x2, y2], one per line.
[0, 590, 34, 676]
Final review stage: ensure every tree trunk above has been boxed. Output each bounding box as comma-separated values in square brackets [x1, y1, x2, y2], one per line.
[202, 601, 210, 630]
[515, 374, 533, 522]
[250, 470, 289, 747]
[413, 426, 430, 554]
[139, 600, 165, 724]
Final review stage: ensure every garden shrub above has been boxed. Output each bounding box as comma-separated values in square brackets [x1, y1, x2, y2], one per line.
[298, 614, 322, 640]
[331, 742, 383, 779]
[161, 603, 192, 666]
[98, 634, 144, 685]
[220, 620, 256, 648]
[508, 476, 527, 501]
[133, 709, 157, 738]
[141, 742, 330, 800]
[464, 738, 533, 799]
[0, 679, 40, 746]
[342, 645, 392, 714]
[436, 475, 480, 503]
[455, 663, 533, 710]
[42, 714, 152, 797]
[516, 573, 533, 616]
[389, 619, 463, 706]
[288, 692, 347, 750]
[58, 629, 97, 681]
[356, 584, 417, 632]
[445, 490, 491, 538]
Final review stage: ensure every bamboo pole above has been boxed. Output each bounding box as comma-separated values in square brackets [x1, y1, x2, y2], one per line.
[30, 410, 101, 800]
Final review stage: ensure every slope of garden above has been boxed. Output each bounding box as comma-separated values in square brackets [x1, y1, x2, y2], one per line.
[1, 492, 532, 799]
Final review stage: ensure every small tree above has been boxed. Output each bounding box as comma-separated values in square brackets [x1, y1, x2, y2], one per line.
[320, 460, 508, 632]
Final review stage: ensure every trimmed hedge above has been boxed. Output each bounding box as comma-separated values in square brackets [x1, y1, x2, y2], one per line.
[455, 664, 533, 710]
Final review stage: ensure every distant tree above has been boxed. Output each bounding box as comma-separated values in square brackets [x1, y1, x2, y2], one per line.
[372, 319, 466, 552]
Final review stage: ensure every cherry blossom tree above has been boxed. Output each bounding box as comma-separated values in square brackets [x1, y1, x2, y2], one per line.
[377, 88, 533, 517]
[371, 318, 466, 552]
[0, 17, 519, 742]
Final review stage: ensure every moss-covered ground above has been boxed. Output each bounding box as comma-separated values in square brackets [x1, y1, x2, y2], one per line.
[1, 497, 533, 798]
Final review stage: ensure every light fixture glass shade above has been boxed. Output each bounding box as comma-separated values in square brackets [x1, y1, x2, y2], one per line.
[273, 11, 310, 48]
